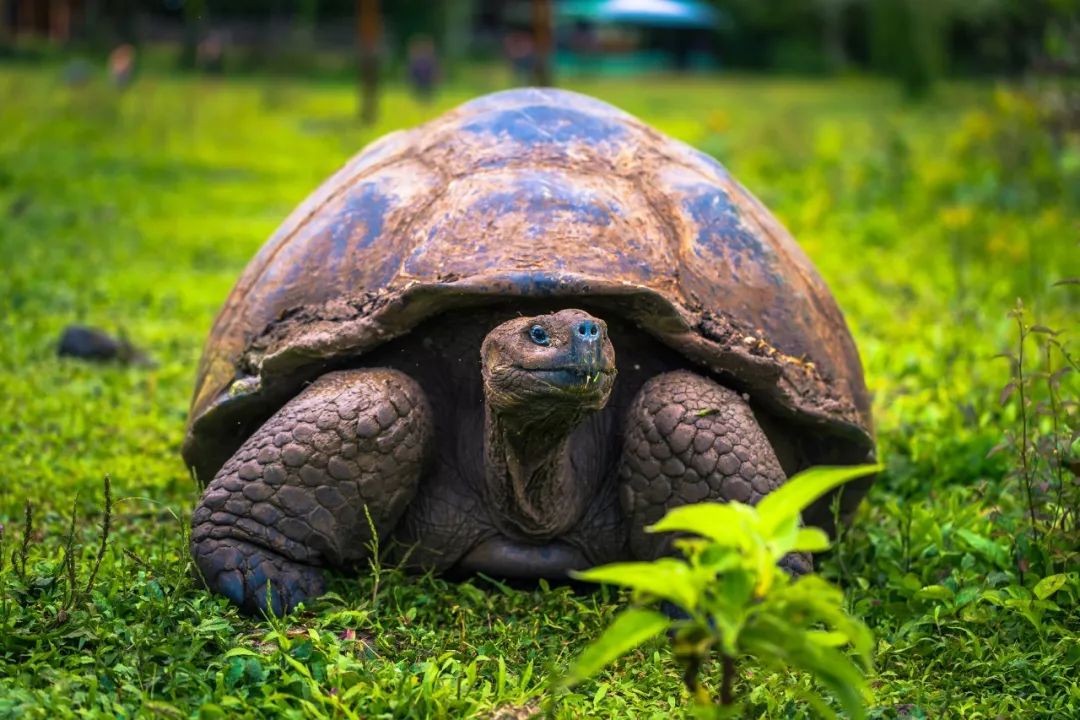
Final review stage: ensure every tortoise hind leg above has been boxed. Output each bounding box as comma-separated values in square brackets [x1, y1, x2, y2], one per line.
[191, 369, 432, 616]
[617, 370, 810, 574]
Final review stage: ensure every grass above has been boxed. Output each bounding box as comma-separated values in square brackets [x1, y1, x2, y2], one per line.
[1, 62, 1078, 718]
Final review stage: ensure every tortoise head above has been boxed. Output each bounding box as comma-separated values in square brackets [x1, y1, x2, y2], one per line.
[480, 309, 616, 421]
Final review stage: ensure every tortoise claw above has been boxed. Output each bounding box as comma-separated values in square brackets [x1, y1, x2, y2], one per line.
[193, 537, 326, 617]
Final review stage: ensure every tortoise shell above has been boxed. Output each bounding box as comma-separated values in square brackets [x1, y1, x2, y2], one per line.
[182, 88, 874, 491]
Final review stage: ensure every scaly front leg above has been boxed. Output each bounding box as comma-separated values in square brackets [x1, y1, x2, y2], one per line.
[191, 369, 432, 615]
[617, 370, 810, 574]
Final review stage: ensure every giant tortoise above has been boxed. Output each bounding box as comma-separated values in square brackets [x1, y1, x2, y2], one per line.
[185, 88, 875, 616]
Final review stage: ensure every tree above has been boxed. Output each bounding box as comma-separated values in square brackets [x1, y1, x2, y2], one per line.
[180, 0, 206, 68]
[357, 0, 381, 124]
[0, 0, 10, 46]
[870, 0, 946, 98]
[532, 0, 553, 86]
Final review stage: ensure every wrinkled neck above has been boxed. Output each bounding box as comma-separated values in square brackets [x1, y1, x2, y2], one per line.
[484, 403, 584, 540]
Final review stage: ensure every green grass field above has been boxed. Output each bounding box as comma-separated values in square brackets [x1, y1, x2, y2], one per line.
[1, 64, 1078, 718]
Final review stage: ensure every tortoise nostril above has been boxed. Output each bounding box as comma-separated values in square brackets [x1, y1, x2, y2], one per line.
[577, 321, 599, 339]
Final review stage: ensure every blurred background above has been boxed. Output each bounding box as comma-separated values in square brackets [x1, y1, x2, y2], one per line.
[0, 5, 1079, 714]
[0, 0, 1077, 502]
[2, 0, 1079, 104]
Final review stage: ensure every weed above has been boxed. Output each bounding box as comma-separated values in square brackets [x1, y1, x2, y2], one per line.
[994, 291, 1079, 577]
[563, 466, 879, 718]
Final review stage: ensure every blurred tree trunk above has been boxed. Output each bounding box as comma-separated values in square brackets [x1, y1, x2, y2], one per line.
[80, 0, 104, 46]
[49, 0, 71, 44]
[870, 0, 945, 99]
[112, 0, 136, 44]
[442, 0, 475, 77]
[532, 0, 553, 86]
[357, 0, 381, 124]
[0, 0, 10, 45]
[180, 0, 206, 68]
[819, 0, 847, 72]
[297, 0, 318, 50]
[16, 0, 33, 38]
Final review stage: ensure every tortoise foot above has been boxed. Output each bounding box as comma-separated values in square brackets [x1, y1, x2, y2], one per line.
[190, 368, 432, 615]
[193, 536, 326, 616]
[778, 551, 813, 577]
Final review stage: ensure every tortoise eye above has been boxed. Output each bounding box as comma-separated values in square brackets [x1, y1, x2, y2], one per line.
[528, 325, 550, 346]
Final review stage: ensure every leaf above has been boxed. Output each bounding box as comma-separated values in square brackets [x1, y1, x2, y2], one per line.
[562, 608, 670, 686]
[647, 501, 757, 548]
[742, 619, 870, 720]
[999, 381, 1017, 406]
[791, 527, 831, 553]
[1049, 366, 1072, 384]
[915, 585, 955, 601]
[806, 629, 851, 647]
[1028, 325, 1060, 336]
[986, 439, 1010, 458]
[1032, 574, 1067, 600]
[955, 529, 1010, 570]
[571, 559, 700, 610]
[756, 465, 882, 536]
[222, 647, 261, 658]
